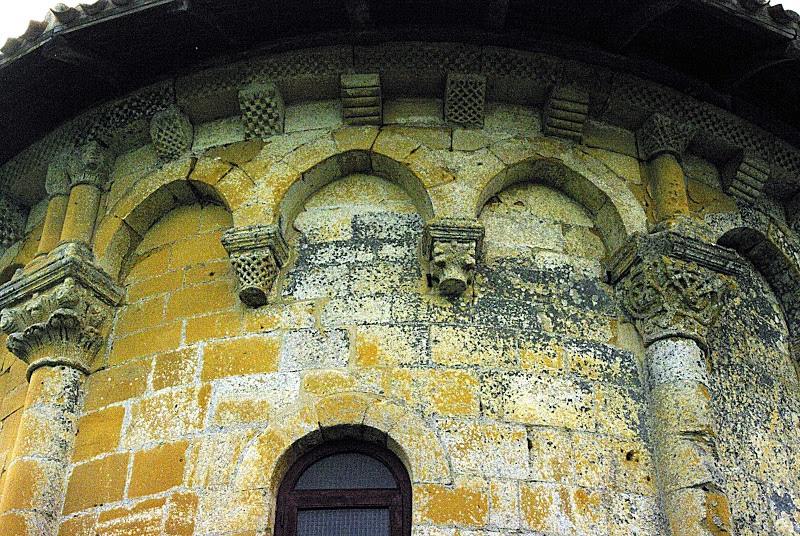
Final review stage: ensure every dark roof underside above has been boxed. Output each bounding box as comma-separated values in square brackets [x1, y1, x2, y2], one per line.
[1, 0, 799, 166]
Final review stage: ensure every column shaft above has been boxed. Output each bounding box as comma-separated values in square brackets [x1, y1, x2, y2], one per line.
[648, 152, 690, 223]
[59, 184, 101, 245]
[0, 366, 84, 535]
[645, 337, 732, 535]
[36, 195, 69, 257]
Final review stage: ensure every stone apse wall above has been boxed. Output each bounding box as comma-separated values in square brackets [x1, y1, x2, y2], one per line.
[0, 44, 797, 536]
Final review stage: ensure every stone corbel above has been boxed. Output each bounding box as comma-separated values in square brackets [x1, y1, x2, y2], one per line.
[722, 151, 769, 204]
[222, 224, 289, 307]
[444, 73, 487, 128]
[0, 243, 123, 378]
[422, 219, 484, 297]
[239, 82, 285, 139]
[150, 105, 194, 160]
[607, 230, 744, 347]
[542, 85, 590, 143]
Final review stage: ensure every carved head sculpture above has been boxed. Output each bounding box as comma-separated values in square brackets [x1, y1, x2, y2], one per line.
[67, 140, 111, 188]
[431, 240, 477, 296]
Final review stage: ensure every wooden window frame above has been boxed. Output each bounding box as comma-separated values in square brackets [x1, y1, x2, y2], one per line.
[275, 441, 412, 536]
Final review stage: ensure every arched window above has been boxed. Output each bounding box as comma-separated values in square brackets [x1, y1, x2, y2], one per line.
[275, 441, 412, 536]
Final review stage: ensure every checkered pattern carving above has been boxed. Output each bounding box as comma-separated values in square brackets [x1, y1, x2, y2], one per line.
[222, 224, 289, 307]
[445, 73, 487, 128]
[150, 106, 194, 160]
[239, 83, 285, 139]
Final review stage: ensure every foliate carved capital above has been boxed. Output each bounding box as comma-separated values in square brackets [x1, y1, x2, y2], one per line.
[637, 113, 697, 161]
[0, 248, 122, 378]
[221, 225, 289, 307]
[66, 140, 112, 189]
[608, 232, 743, 347]
[422, 219, 484, 297]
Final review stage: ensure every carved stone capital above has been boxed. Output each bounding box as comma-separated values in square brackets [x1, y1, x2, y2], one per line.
[66, 140, 112, 189]
[150, 105, 194, 160]
[637, 113, 697, 161]
[422, 219, 484, 296]
[0, 195, 26, 249]
[45, 154, 71, 198]
[0, 246, 122, 378]
[609, 231, 744, 347]
[222, 225, 289, 307]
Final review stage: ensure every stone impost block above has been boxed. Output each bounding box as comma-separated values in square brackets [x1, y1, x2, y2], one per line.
[150, 105, 194, 160]
[0, 243, 122, 377]
[0, 195, 26, 248]
[608, 231, 745, 347]
[239, 83, 285, 139]
[221, 224, 289, 307]
[542, 85, 589, 143]
[66, 140, 113, 189]
[445, 73, 487, 128]
[422, 218, 484, 297]
[340, 73, 382, 126]
[637, 113, 697, 161]
[722, 151, 769, 204]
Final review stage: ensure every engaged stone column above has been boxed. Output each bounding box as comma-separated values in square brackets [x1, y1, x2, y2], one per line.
[610, 231, 745, 536]
[35, 157, 71, 258]
[637, 113, 697, 224]
[59, 141, 111, 247]
[0, 250, 121, 535]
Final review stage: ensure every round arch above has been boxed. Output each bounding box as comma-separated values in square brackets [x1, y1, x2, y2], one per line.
[471, 139, 647, 254]
[272, 149, 436, 237]
[717, 220, 800, 368]
[93, 159, 236, 281]
[234, 392, 452, 501]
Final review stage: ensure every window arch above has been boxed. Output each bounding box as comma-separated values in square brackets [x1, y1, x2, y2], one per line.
[275, 441, 412, 536]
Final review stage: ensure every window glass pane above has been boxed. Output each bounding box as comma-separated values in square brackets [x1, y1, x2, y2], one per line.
[294, 453, 397, 490]
[297, 508, 390, 536]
